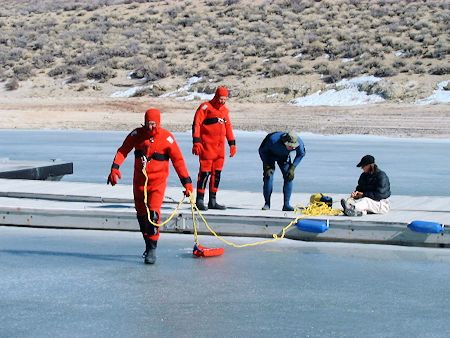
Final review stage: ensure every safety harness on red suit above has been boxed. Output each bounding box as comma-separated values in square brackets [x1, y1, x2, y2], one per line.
[107, 108, 193, 264]
[192, 86, 236, 210]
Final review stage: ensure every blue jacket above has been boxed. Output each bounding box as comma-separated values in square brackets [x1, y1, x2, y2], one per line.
[258, 132, 306, 167]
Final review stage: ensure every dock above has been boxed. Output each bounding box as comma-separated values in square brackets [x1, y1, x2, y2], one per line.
[0, 159, 73, 180]
[0, 178, 448, 248]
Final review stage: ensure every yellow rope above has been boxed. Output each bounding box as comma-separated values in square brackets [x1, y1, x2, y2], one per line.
[142, 164, 185, 227]
[187, 195, 305, 248]
[191, 194, 200, 245]
[141, 158, 308, 247]
[301, 202, 343, 216]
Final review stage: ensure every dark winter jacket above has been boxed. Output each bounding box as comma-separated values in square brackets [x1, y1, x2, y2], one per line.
[356, 165, 391, 201]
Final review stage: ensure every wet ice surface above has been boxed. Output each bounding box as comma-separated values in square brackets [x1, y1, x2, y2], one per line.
[1, 129, 449, 196]
[1, 226, 450, 337]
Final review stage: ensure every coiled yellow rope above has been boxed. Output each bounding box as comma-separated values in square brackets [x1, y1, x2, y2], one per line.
[301, 202, 343, 216]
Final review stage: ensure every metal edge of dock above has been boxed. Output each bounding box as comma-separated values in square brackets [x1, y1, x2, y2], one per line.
[1, 204, 448, 248]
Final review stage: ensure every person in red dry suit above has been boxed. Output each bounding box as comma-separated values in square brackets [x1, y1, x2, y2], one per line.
[191, 86, 236, 210]
[107, 108, 193, 265]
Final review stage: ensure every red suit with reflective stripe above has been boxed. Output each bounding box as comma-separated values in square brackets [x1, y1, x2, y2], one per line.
[192, 87, 236, 198]
[111, 109, 191, 241]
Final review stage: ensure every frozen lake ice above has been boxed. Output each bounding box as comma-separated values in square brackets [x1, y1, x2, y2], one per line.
[0, 129, 449, 196]
[1, 226, 450, 337]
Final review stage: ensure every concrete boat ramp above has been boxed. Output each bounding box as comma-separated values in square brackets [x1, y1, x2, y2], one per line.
[0, 179, 448, 248]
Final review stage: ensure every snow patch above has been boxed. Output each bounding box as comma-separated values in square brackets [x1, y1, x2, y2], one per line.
[336, 75, 381, 87]
[160, 76, 213, 101]
[176, 92, 214, 101]
[415, 80, 450, 105]
[110, 86, 150, 98]
[290, 76, 385, 107]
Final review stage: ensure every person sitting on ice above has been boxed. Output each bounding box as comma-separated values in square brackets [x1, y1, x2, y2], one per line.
[341, 154, 391, 217]
[258, 131, 306, 211]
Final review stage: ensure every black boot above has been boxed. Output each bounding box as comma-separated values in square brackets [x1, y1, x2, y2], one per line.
[340, 199, 362, 217]
[143, 239, 157, 264]
[196, 192, 208, 211]
[208, 192, 226, 210]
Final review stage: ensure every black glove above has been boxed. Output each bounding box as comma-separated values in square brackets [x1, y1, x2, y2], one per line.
[285, 164, 295, 181]
[263, 164, 274, 177]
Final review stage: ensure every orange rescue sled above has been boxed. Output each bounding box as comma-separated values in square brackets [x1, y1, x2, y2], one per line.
[193, 244, 224, 257]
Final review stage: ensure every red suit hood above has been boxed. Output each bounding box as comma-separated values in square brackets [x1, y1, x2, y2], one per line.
[144, 108, 161, 137]
[209, 86, 229, 109]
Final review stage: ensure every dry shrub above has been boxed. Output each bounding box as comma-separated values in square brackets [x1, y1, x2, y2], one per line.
[340, 42, 364, 58]
[13, 64, 34, 81]
[103, 57, 122, 70]
[361, 80, 417, 101]
[392, 60, 406, 69]
[66, 68, 85, 83]
[8, 48, 25, 61]
[267, 62, 290, 77]
[303, 41, 324, 59]
[223, 0, 240, 5]
[129, 61, 170, 81]
[70, 51, 104, 66]
[373, 66, 398, 77]
[80, 29, 104, 43]
[363, 58, 383, 72]
[5, 78, 19, 90]
[86, 66, 116, 82]
[0, 0, 448, 99]
[191, 82, 216, 94]
[312, 62, 328, 74]
[341, 64, 364, 78]
[32, 53, 55, 69]
[48, 65, 82, 77]
[326, 68, 345, 84]
[429, 65, 450, 75]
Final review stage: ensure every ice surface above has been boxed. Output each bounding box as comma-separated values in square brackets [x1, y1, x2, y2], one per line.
[1, 226, 450, 337]
[1, 130, 449, 196]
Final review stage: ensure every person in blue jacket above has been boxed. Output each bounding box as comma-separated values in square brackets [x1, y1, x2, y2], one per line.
[258, 131, 306, 211]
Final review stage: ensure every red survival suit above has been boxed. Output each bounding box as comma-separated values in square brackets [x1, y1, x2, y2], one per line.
[108, 109, 192, 260]
[191, 86, 236, 209]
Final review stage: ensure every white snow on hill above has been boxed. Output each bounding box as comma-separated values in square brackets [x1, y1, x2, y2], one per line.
[290, 76, 385, 107]
[110, 86, 148, 98]
[416, 80, 450, 105]
[160, 76, 213, 101]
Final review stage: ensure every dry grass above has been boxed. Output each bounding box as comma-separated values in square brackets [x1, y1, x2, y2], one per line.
[0, 0, 449, 102]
